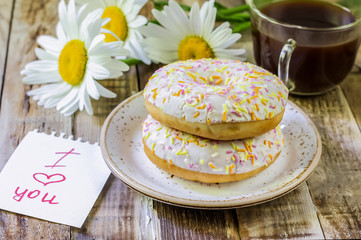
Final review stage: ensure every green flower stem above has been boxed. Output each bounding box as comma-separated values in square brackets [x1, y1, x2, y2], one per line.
[229, 13, 250, 20]
[120, 58, 142, 66]
[148, 19, 159, 25]
[214, 2, 227, 10]
[218, 4, 250, 15]
[232, 21, 251, 33]
[217, 12, 250, 22]
[153, 1, 191, 11]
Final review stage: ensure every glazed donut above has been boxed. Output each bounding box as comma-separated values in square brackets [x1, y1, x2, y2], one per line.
[142, 115, 284, 183]
[143, 58, 288, 140]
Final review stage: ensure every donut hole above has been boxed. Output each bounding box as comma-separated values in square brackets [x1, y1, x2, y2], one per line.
[206, 75, 224, 86]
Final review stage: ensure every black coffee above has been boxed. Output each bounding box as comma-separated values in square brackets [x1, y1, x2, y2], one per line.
[252, 0, 360, 94]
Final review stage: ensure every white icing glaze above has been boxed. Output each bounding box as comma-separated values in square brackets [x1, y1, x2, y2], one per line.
[144, 58, 288, 124]
[142, 115, 284, 175]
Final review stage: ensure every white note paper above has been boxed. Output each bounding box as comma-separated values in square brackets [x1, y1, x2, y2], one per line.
[0, 130, 111, 228]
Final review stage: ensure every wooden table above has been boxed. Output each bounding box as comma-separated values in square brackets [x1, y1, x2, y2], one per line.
[1, 0, 361, 239]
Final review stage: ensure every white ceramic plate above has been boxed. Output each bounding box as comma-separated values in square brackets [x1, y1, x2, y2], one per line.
[100, 92, 322, 209]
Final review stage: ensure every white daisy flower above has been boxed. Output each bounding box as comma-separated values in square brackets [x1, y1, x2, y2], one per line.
[21, 0, 130, 116]
[141, 0, 245, 64]
[76, 0, 151, 64]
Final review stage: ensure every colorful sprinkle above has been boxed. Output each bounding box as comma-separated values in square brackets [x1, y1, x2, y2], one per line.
[209, 162, 216, 169]
[144, 132, 151, 140]
[197, 104, 206, 109]
[176, 149, 188, 155]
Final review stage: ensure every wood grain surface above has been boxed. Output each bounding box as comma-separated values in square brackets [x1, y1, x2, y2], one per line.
[0, 0, 14, 100]
[0, 0, 360, 239]
[0, 0, 70, 239]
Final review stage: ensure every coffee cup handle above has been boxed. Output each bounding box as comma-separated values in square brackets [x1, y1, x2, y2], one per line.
[278, 39, 296, 90]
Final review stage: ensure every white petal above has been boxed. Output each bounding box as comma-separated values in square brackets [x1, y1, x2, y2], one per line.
[66, 0, 79, 39]
[88, 55, 111, 65]
[87, 34, 106, 52]
[93, 59, 129, 78]
[145, 48, 178, 64]
[215, 48, 246, 56]
[56, 87, 79, 111]
[35, 47, 58, 61]
[58, 0, 70, 38]
[61, 101, 80, 116]
[56, 22, 68, 43]
[168, 0, 190, 34]
[189, 2, 201, 35]
[27, 82, 71, 109]
[87, 62, 111, 79]
[90, 41, 129, 57]
[24, 60, 58, 72]
[140, 24, 181, 44]
[76, 3, 88, 22]
[200, 0, 216, 39]
[39, 82, 72, 99]
[78, 81, 87, 111]
[208, 22, 232, 47]
[80, 9, 104, 46]
[84, 72, 100, 99]
[27, 83, 61, 98]
[143, 37, 178, 51]
[100, 27, 120, 41]
[217, 34, 241, 49]
[214, 48, 246, 60]
[94, 81, 116, 98]
[83, 91, 93, 115]
[37, 36, 63, 54]
[43, 97, 62, 109]
[128, 15, 147, 28]
[124, 30, 151, 64]
[152, 9, 183, 39]
[22, 71, 62, 84]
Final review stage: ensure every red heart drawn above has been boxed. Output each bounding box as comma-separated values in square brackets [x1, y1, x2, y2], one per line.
[33, 173, 66, 186]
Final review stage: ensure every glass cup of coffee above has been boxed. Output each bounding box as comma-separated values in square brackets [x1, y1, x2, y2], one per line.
[248, 0, 361, 95]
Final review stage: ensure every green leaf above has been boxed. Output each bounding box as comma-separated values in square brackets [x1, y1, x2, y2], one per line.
[120, 58, 143, 66]
[217, 12, 250, 22]
[214, 2, 227, 10]
[232, 21, 251, 33]
[147, 19, 160, 25]
[218, 4, 250, 15]
[337, 0, 361, 17]
[153, 1, 191, 11]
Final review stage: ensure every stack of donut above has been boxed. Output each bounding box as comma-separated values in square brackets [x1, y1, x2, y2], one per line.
[142, 58, 288, 183]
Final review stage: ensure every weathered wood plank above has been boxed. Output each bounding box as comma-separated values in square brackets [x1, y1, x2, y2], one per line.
[154, 202, 241, 240]
[341, 68, 361, 131]
[355, 45, 361, 68]
[340, 40, 361, 129]
[0, 0, 13, 100]
[233, 27, 325, 240]
[236, 184, 324, 239]
[137, 1, 244, 239]
[70, 67, 160, 239]
[0, 0, 71, 239]
[72, 67, 139, 143]
[290, 87, 361, 239]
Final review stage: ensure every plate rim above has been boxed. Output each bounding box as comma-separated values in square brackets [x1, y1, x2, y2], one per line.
[100, 91, 322, 209]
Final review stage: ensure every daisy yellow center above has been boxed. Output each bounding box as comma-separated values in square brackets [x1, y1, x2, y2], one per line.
[58, 40, 88, 86]
[102, 6, 128, 42]
[178, 36, 214, 60]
